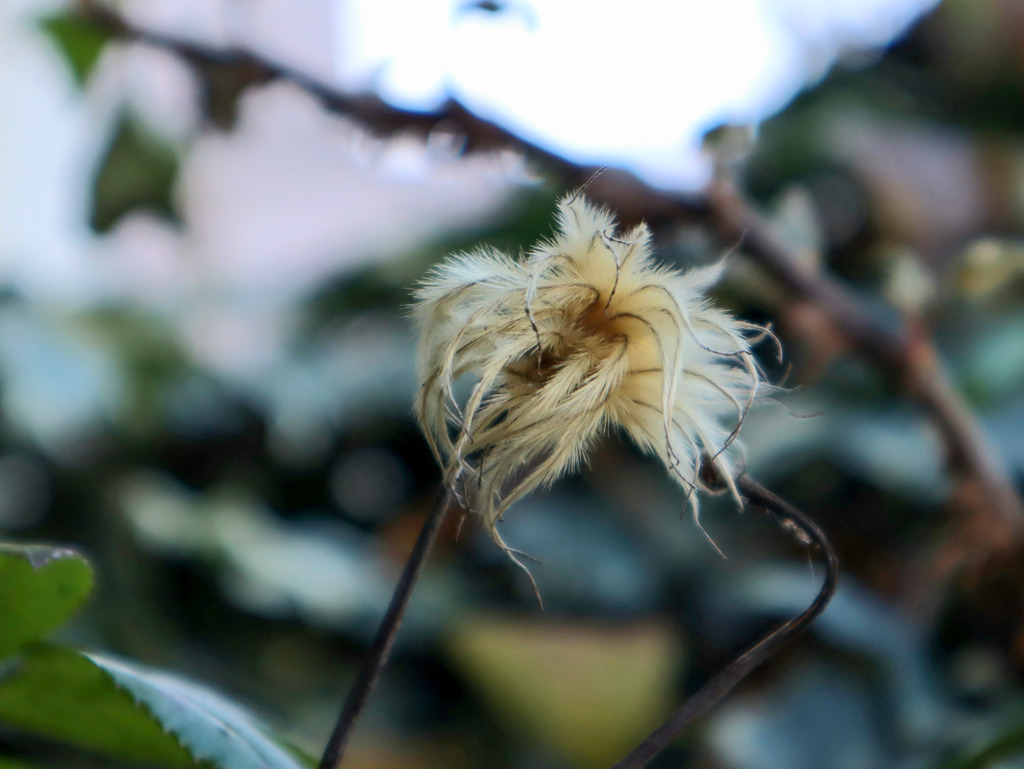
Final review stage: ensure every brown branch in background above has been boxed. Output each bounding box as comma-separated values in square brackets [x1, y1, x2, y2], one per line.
[77, 3, 1023, 539]
[704, 181, 1024, 535]
[612, 473, 839, 769]
[71, 6, 1024, 764]
[77, 3, 578, 166]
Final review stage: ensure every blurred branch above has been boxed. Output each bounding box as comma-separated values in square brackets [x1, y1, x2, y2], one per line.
[612, 473, 839, 769]
[77, 3, 578, 166]
[705, 181, 1024, 535]
[80, 0, 1021, 527]
[74, 5, 1024, 763]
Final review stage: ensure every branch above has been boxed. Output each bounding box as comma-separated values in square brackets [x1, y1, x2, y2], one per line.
[78, 3, 579, 171]
[611, 474, 839, 769]
[705, 181, 1024, 533]
[82, 0, 1022, 553]
[318, 490, 455, 769]
[78, 3, 1023, 536]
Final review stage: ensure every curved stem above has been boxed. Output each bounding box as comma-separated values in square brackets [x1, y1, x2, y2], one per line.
[317, 490, 455, 769]
[611, 475, 838, 769]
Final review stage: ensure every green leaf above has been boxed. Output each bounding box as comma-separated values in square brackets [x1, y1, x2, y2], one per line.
[0, 646, 194, 767]
[90, 116, 179, 233]
[0, 645, 308, 769]
[0, 545, 93, 660]
[39, 12, 111, 85]
[88, 651, 310, 769]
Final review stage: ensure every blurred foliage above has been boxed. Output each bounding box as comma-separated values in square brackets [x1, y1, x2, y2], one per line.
[301, 188, 562, 338]
[38, 11, 110, 85]
[7, 1, 1024, 768]
[0, 544, 311, 768]
[446, 616, 682, 768]
[0, 547, 93, 659]
[0, 544, 315, 765]
[90, 116, 179, 233]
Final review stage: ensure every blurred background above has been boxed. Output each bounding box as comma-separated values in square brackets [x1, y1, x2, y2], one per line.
[5, 0, 1024, 767]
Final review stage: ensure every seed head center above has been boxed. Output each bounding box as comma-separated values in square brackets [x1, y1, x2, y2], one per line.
[504, 293, 626, 386]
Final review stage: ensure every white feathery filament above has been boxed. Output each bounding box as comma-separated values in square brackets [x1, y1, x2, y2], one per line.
[412, 193, 766, 583]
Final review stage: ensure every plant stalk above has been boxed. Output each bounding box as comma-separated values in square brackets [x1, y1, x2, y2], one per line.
[317, 490, 454, 769]
[611, 475, 839, 769]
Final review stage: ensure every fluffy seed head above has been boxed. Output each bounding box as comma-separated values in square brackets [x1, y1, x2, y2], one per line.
[413, 193, 766, 572]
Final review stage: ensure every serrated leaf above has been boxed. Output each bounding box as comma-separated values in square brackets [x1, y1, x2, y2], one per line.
[87, 652, 310, 769]
[0, 645, 309, 769]
[91, 116, 179, 233]
[0, 645, 194, 767]
[39, 11, 111, 85]
[0, 545, 93, 660]
[446, 615, 683, 769]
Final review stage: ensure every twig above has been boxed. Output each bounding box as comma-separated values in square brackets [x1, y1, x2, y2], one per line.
[317, 490, 455, 769]
[611, 474, 839, 769]
[705, 180, 1024, 533]
[76, 4, 578, 168]
[78, 3, 1024, 536]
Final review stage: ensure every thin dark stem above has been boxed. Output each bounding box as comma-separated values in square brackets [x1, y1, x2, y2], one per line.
[317, 490, 455, 769]
[611, 475, 838, 769]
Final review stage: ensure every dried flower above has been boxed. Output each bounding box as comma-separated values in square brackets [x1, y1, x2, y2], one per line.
[413, 193, 766, 582]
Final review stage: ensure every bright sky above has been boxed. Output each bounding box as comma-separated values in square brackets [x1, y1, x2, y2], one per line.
[0, 0, 941, 451]
[333, 0, 939, 188]
[0, 0, 941, 306]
